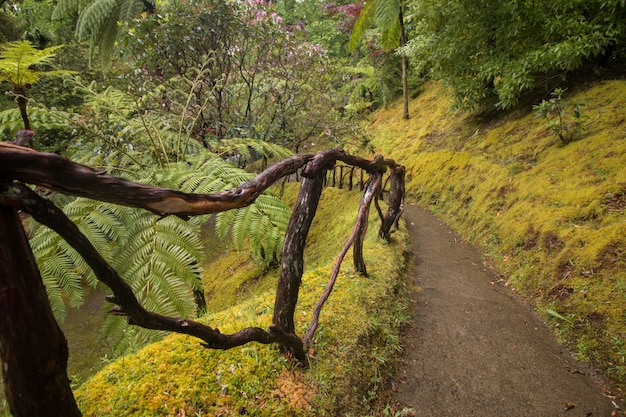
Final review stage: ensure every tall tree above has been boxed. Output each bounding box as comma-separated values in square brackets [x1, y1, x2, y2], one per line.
[349, 0, 409, 119]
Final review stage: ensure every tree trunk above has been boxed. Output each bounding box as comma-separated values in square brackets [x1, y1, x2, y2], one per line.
[272, 172, 324, 335]
[14, 87, 31, 131]
[0, 189, 81, 417]
[399, 9, 409, 120]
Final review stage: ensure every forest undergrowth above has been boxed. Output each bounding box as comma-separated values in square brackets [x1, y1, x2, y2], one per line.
[75, 184, 412, 416]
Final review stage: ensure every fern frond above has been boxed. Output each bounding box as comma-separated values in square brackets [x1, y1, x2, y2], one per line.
[349, 0, 376, 52]
[76, 0, 119, 41]
[0, 41, 72, 87]
[0, 107, 71, 138]
[96, 11, 122, 64]
[96, 207, 202, 355]
[30, 198, 130, 320]
[214, 193, 289, 263]
[52, 0, 80, 20]
[118, 0, 144, 24]
[103, 314, 167, 356]
[214, 138, 294, 165]
[36, 233, 84, 321]
[82, 85, 135, 117]
[215, 209, 237, 239]
[376, 0, 402, 50]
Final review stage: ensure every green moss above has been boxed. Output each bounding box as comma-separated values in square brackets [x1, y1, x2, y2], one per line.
[370, 79, 626, 396]
[77, 183, 412, 416]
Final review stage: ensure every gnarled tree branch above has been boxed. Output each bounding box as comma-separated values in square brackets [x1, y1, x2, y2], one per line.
[302, 173, 382, 347]
[0, 183, 305, 358]
[0, 143, 313, 215]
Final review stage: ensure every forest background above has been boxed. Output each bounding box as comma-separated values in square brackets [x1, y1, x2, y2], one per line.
[1, 0, 626, 415]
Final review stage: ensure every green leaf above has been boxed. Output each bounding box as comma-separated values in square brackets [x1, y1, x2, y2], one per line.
[349, 0, 376, 52]
[546, 308, 573, 324]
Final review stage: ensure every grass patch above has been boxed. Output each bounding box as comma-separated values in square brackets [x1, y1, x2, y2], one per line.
[76, 184, 412, 416]
[370, 79, 626, 396]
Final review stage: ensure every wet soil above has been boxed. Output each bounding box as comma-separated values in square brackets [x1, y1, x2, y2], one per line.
[393, 204, 622, 417]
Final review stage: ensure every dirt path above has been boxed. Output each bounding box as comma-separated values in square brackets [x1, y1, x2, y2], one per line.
[393, 204, 620, 417]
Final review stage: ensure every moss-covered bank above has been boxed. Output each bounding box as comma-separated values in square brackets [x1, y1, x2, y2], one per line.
[76, 185, 411, 416]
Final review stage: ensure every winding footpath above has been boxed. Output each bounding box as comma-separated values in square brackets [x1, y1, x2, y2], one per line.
[393, 204, 621, 417]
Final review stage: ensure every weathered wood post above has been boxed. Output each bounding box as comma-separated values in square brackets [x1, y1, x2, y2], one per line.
[353, 172, 382, 275]
[0, 184, 82, 417]
[272, 171, 325, 335]
[379, 165, 406, 240]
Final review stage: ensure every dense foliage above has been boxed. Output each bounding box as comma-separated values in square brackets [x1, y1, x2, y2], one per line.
[403, 0, 626, 109]
[115, 0, 351, 152]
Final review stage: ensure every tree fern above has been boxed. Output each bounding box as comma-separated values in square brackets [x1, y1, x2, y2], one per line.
[0, 41, 67, 85]
[30, 193, 205, 353]
[159, 153, 291, 263]
[375, 0, 402, 50]
[27, 76, 293, 354]
[349, 0, 376, 52]
[76, 0, 131, 62]
[104, 209, 202, 352]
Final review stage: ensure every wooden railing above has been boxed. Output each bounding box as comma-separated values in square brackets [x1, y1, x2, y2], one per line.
[0, 143, 405, 416]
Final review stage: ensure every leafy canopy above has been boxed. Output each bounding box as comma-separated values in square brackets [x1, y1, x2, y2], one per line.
[403, 0, 626, 109]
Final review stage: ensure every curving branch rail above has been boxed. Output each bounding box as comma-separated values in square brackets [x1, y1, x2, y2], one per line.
[0, 142, 405, 417]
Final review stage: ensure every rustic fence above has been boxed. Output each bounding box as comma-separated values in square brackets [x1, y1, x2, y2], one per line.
[0, 143, 405, 417]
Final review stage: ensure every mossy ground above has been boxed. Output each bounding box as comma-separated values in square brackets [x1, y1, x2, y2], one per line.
[370, 79, 626, 395]
[76, 184, 411, 416]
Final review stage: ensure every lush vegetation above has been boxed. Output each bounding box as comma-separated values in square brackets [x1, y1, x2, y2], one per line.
[76, 185, 411, 416]
[2, 0, 626, 413]
[403, 0, 626, 110]
[370, 79, 626, 395]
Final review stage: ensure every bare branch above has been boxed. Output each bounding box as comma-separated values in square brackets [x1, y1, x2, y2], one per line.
[302, 173, 382, 347]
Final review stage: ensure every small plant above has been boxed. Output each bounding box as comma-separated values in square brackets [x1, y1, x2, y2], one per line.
[533, 88, 597, 145]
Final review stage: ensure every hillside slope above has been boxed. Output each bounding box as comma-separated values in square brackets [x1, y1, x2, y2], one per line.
[370, 80, 626, 396]
[76, 185, 411, 416]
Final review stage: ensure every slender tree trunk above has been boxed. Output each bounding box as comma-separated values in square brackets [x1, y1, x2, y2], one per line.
[0, 187, 81, 417]
[15, 89, 31, 131]
[399, 9, 409, 120]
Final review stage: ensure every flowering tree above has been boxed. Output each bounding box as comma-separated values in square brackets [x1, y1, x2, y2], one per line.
[117, 0, 352, 152]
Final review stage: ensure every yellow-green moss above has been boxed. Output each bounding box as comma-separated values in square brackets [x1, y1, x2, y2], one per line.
[77, 184, 411, 416]
[370, 79, 626, 394]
